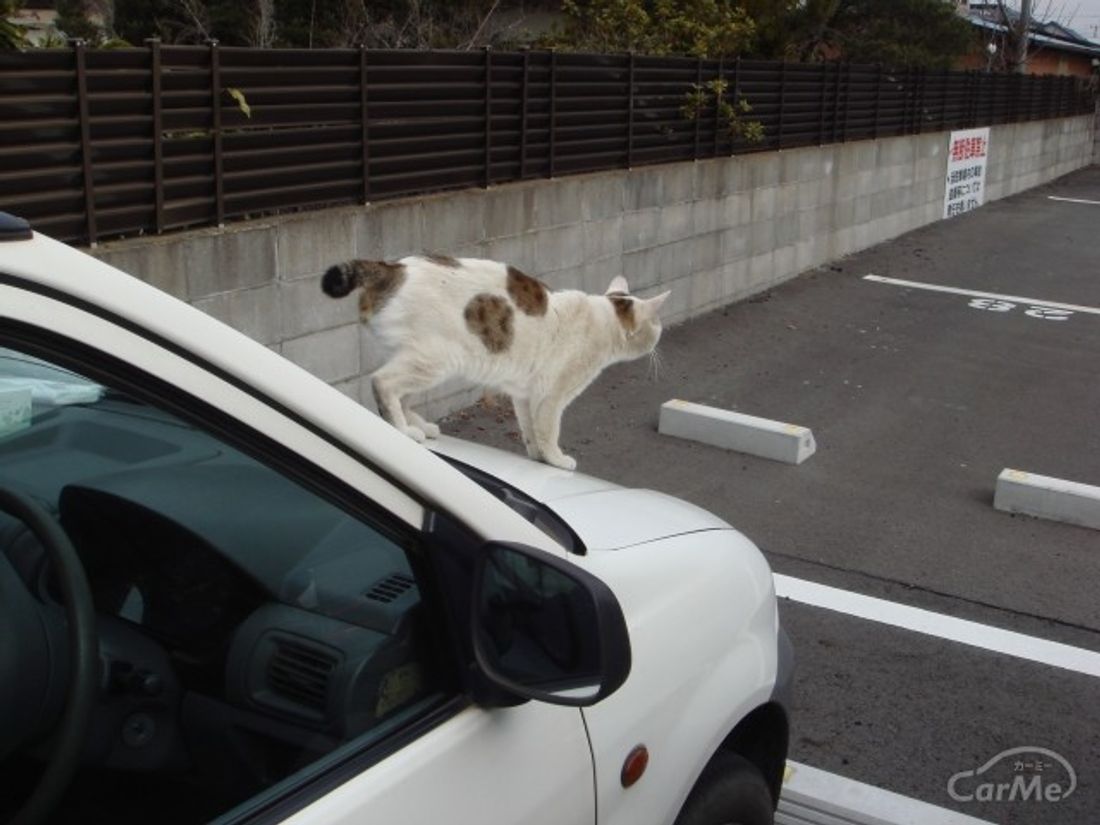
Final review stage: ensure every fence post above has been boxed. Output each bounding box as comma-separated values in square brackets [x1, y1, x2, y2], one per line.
[909, 67, 919, 135]
[974, 72, 982, 126]
[778, 61, 786, 149]
[146, 38, 164, 235]
[549, 48, 557, 179]
[872, 63, 882, 140]
[832, 62, 842, 142]
[713, 56, 723, 157]
[969, 71, 978, 128]
[939, 69, 948, 131]
[627, 51, 635, 168]
[72, 39, 97, 246]
[910, 67, 919, 134]
[360, 45, 370, 203]
[817, 62, 826, 145]
[902, 65, 910, 135]
[841, 63, 850, 142]
[484, 46, 493, 188]
[209, 40, 224, 227]
[694, 56, 702, 159]
[730, 56, 740, 156]
[520, 48, 530, 179]
[1011, 71, 1020, 124]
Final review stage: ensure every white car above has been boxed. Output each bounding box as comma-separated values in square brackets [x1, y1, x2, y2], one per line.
[0, 212, 792, 825]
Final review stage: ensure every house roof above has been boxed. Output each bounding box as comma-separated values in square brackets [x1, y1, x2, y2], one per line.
[965, 4, 1100, 58]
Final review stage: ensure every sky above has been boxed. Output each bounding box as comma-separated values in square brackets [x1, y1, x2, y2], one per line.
[1032, 0, 1100, 40]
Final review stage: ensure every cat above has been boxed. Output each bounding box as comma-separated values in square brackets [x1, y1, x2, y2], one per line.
[321, 254, 669, 471]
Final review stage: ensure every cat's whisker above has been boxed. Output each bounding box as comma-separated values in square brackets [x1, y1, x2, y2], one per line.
[647, 347, 664, 382]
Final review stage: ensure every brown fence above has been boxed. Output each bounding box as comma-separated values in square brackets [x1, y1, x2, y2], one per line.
[0, 43, 1093, 245]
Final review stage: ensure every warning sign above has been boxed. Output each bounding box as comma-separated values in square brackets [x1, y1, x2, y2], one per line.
[943, 128, 990, 220]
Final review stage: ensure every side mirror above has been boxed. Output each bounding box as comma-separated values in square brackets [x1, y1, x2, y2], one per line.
[471, 542, 631, 707]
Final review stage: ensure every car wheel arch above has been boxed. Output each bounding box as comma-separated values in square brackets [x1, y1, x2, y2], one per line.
[715, 701, 790, 809]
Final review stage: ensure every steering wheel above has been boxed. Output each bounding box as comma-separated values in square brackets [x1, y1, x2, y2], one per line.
[0, 488, 98, 825]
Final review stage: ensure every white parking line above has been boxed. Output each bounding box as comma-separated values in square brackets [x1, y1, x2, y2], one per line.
[1047, 195, 1100, 206]
[774, 574, 1100, 679]
[863, 274, 1100, 317]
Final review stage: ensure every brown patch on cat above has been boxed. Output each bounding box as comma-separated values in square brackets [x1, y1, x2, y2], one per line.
[608, 295, 636, 332]
[506, 266, 548, 317]
[354, 260, 407, 318]
[464, 293, 514, 353]
[425, 253, 460, 268]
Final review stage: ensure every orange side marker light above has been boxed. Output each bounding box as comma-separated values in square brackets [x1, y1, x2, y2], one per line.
[621, 745, 649, 788]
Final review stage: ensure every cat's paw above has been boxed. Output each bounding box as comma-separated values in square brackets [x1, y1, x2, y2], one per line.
[420, 421, 441, 439]
[544, 453, 577, 472]
[400, 425, 427, 443]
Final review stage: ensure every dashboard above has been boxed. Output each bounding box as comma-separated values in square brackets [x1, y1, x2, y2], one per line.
[0, 395, 434, 797]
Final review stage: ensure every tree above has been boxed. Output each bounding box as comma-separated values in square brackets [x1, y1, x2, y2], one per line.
[740, 0, 972, 68]
[330, 0, 522, 49]
[1, 0, 28, 49]
[55, 0, 102, 41]
[112, 0, 175, 43]
[983, 1, 1079, 74]
[547, 0, 969, 68]
[827, 0, 973, 68]
[106, 0, 514, 48]
[547, 0, 755, 58]
[738, 0, 842, 61]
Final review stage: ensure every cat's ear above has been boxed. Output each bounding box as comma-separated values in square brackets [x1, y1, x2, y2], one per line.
[605, 276, 630, 295]
[639, 290, 670, 318]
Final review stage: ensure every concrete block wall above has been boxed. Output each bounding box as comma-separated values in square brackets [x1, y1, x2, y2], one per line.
[92, 113, 1095, 421]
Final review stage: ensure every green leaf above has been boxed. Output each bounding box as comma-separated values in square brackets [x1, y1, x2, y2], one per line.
[225, 87, 251, 119]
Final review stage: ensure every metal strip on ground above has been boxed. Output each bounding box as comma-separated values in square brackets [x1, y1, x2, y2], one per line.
[774, 575, 1100, 679]
[862, 274, 1100, 316]
[778, 762, 996, 825]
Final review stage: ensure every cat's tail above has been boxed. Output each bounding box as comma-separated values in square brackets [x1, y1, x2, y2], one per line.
[321, 261, 364, 298]
[321, 259, 407, 318]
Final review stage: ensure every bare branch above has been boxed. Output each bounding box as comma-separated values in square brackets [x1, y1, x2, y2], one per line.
[460, 0, 503, 50]
[248, 0, 276, 48]
[168, 0, 212, 43]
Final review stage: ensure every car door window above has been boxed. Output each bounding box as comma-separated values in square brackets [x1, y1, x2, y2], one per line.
[0, 344, 453, 825]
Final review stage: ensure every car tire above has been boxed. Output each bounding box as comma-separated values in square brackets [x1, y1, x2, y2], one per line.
[674, 751, 774, 825]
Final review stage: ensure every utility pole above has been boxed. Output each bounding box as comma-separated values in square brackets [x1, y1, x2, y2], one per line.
[1017, 0, 1032, 74]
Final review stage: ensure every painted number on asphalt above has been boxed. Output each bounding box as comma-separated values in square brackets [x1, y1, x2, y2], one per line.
[968, 299, 1073, 321]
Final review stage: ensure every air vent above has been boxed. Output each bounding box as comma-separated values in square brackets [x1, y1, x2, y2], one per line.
[267, 638, 337, 712]
[365, 572, 416, 604]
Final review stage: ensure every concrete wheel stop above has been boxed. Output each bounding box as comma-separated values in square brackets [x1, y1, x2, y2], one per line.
[994, 468, 1100, 532]
[658, 399, 816, 465]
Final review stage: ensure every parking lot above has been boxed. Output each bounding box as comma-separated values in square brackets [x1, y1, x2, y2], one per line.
[444, 166, 1100, 823]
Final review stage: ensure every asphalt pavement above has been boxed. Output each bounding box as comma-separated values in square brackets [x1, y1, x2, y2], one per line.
[443, 165, 1100, 823]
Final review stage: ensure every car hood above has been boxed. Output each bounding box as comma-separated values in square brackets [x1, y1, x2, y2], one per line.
[430, 436, 731, 551]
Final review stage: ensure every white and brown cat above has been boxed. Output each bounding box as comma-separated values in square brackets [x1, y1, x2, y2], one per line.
[321, 254, 669, 470]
